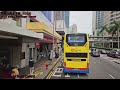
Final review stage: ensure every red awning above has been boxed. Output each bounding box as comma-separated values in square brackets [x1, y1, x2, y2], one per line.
[35, 43, 40, 48]
[39, 37, 57, 43]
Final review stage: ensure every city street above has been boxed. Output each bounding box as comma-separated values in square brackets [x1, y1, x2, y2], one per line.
[1, 11, 120, 79]
[45, 55, 120, 79]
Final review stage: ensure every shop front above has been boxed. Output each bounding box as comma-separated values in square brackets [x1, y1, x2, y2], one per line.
[36, 33, 57, 61]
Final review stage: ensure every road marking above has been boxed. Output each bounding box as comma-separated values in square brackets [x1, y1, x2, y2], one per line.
[52, 71, 61, 77]
[59, 63, 62, 66]
[47, 71, 53, 79]
[34, 67, 40, 73]
[53, 63, 60, 70]
[55, 68, 63, 73]
[53, 64, 58, 70]
[35, 72, 40, 77]
[65, 73, 70, 77]
[77, 74, 80, 78]
[39, 72, 43, 75]
[109, 74, 115, 79]
[46, 62, 60, 79]
[35, 72, 43, 77]
[46, 71, 53, 79]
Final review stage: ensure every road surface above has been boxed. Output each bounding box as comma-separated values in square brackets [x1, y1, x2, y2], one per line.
[46, 55, 120, 79]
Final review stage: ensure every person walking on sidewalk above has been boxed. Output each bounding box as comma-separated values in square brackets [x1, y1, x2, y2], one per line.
[49, 50, 53, 65]
[29, 59, 34, 75]
[49, 50, 55, 65]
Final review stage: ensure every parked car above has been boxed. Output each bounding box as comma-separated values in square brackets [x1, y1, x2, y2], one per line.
[112, 50, 120, 58]
[100, 49, 107, 54]
[115, 51, 120, 58]
[107, 50, 120, 58]
[91, 48, 96, 52]
[91, 51, 100, 57]
[107, 51, 112, 57]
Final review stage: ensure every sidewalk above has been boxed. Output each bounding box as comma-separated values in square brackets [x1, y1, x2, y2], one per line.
[19, 59, 48, 76]
[20, 53, 63, 79]
[34, 54, 63, 79]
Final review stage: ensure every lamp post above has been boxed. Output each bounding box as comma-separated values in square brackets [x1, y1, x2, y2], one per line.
[51, 11, 56, 65]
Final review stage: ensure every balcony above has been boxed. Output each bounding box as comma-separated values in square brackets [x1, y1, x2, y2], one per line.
[26, 22, 62, 40]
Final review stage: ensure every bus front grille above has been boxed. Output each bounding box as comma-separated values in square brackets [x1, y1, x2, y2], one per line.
[66, 53, 87, 58]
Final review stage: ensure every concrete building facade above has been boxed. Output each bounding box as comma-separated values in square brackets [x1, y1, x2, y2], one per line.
[69, 24, 77, 34]
[92, 11, 104, 36]
[0, 12, 43, 69]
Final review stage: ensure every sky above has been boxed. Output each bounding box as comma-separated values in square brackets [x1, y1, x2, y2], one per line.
[70, 11, 92, 35]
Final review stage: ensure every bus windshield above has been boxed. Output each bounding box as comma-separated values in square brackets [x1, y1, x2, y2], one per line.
[66, 34, 87, 46]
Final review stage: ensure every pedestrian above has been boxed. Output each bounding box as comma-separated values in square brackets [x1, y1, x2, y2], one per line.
[41, 52, 44, 59]
[48, 50, 50, 60]
[53, 49, 56, 61]
[11, 65, 19, 79]
[29, 59, 34, 75]
[49, 50, 52, 65]
[55, 50, 59, 59]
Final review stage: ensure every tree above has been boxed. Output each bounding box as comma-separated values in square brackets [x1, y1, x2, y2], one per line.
[109, 20, 120, 49]
[99, 25, 110, 48]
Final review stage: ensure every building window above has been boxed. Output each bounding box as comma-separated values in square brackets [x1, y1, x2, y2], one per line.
[29, 48, 32, 60]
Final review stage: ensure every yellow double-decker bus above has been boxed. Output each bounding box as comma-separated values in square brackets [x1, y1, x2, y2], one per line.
[63, 33, 90, 74]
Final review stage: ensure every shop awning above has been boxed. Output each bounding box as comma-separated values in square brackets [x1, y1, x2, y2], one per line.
[26, 22, 62, 40]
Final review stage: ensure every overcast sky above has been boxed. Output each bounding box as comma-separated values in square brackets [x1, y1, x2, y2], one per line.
[70, 11, 92, 35]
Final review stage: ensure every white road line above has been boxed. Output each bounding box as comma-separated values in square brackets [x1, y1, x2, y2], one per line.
[65, 73, 70, 77]
[52, 70, 61, 77]
[77, 74, 80, 78]
[109, 74, 115, 79]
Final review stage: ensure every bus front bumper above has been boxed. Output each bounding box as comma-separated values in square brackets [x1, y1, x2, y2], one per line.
[64, 68, 89, 74]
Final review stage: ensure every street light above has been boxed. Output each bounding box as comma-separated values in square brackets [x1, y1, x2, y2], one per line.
[51, 11, 56, 65]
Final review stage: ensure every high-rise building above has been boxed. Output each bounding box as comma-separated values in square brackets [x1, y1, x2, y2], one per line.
[103, 11, 111, 27]
[69, 24, 77, 34]
[55, 11, 69, 34]
[102, 11, 120, 27]
[63, 11, 69, 29]
[92, 11, 104, 36]
[54, 11, 69, 48]
[41, 11, 52, 22]
[102, 11, 120, 36]
[56, 11, 64, 20]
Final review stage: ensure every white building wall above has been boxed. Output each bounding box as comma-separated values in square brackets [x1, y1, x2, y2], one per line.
[21, 42, 36, 68]
[51, 11, 54, 24]
[69, 24, 77, 34]
[92, 11, 97, 36]
[0, 18, 16, 25]
[21, 18, 27, 29]
[55, 20, 66, 32]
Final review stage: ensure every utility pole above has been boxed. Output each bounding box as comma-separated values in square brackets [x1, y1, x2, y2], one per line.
[52, 11, 56, 64]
